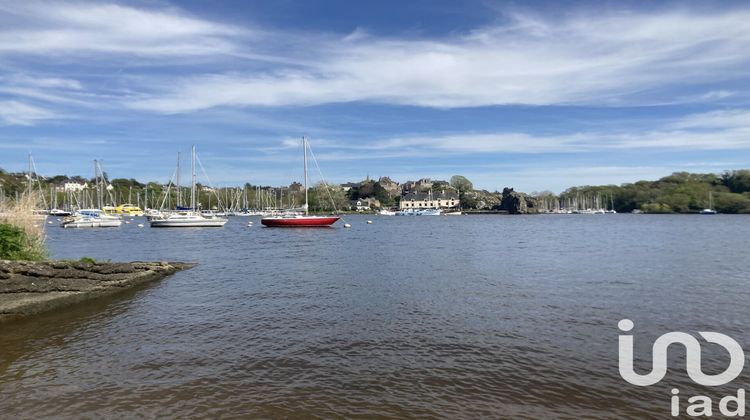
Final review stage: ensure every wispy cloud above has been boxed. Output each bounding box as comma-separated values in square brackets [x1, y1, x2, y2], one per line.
[126, 8, 750, 112]
[296, 108, 750, 157]
[668, 109, 750, 129]
[0, 100, 58, 125]
[0, 1, 242, 57]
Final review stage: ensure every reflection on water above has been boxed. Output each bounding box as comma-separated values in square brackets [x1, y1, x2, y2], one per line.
[1, 214, 750, 418]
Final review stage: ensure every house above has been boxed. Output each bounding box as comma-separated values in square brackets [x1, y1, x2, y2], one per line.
[401, 178, 433, 193]
[348, 197, 381, 211]
[62, 182, 87, 192]
[288, 182, 304, 192]
[340, 182, 360, 192]
[377, 176, 400, 197]
[399, 190, 459, 210]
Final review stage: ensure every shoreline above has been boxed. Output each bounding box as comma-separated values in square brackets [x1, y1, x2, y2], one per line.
[0, 260, 194, 323]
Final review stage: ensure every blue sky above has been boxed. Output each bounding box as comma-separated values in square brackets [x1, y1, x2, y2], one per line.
[1, 0, 750, 193]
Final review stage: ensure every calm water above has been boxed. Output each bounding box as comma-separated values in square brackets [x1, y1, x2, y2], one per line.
[1, 214, 750, 418]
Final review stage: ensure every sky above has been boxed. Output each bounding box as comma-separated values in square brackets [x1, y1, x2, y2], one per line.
[1, 0, 750, 193]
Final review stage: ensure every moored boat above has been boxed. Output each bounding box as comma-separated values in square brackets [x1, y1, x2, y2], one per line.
[261, 137, 339, 228]
[261, 214, 340, 227]
[150, 211, 227, 227]
[49, 208, 72, 217]
[395, 208, 442, 216]
[699, 192, 717, 214]
[149, 145, 228, 228]
[61, 209, 122, 228]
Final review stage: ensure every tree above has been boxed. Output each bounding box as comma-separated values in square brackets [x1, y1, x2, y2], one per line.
[358, 180, 375, 198]
[450, 175, 473, 192]
[372, 182, 394, 206]
[308, 182, 348, 212]
[715, 192, 750, 213]
[722, 170, 750, 194]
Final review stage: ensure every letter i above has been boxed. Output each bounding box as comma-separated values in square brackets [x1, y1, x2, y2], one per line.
[671, 388, 680, 417]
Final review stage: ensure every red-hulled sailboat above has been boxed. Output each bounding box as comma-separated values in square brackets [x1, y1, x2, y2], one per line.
[261, 137, 340, 228]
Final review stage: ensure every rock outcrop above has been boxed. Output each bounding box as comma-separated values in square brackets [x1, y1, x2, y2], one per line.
[0, 260, 194, 322]
[496, 187, 539, 214]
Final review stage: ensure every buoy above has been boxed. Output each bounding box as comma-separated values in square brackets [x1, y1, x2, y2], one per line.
[56, 218, 61, 221]
[137, 224, 144, 228]
[130, 218, 134, 221]
[47, 221, 53, 224]
[125, 221, 130, 224]
[367, 220, 373, 224]
[344, 223, 352, 228]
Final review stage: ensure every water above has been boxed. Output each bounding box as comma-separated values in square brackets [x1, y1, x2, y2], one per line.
[2, 214, 750, 418]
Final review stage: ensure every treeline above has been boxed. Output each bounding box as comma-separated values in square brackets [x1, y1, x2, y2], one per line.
[5, 166, 750, 213]
[536, 170, 750, 214]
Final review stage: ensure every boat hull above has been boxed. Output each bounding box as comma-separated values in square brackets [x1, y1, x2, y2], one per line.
[62, 220, 122, 228]
[150, 219, 228, 227]
[261, 216, 340, 227]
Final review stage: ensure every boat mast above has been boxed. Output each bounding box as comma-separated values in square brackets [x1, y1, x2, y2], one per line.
[27, 153, 33, 193]
[176, 152, 181, 208]
[303, 136, 308, 215]
[191, 145, 196, 211]
[94, 159, 101, 209]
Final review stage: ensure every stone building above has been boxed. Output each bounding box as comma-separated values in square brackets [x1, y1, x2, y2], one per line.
[377, 176, 400, 196]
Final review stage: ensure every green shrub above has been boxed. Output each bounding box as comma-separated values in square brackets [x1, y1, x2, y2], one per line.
[640, 203, 673, 213]
[79, 256, 96, 264]
[0, 223, 46, 261]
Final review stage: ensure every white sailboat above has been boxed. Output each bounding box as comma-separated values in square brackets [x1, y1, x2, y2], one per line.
[699, 191, 717, 214]
[61, 209, 122, 228]
[150, 146, 228, 228]
[61, 160, 122, 228]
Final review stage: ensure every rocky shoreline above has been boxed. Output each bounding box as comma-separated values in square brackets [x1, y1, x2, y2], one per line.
[0, 260, 194, 322]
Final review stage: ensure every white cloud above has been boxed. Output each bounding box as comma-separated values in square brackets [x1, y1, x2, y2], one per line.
[125, 8, 750, 112]
[0, 100, 58, 125]
[0, 1, 242, 56]
[297, 108, 750, 157]
[669, 109, 750, 129]
[0, 74, 88, 105]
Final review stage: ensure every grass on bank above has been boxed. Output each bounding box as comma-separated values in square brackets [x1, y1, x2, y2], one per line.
[0, 193, 47, 261]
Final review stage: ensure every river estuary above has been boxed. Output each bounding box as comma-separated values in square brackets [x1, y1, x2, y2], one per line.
[1, 214, 749, 418]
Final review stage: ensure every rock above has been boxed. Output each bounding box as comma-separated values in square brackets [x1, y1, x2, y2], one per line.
[496, 187, 540, 214]
[0, 260, 195, 322]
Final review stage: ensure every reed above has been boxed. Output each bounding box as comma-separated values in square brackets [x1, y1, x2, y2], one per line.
[0, 192, 48, 260]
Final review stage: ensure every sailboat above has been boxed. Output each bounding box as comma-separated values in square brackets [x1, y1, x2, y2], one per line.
[261, 137, 340, 227]
[150, 146, 228, 228]
[699, 191, 717, 214]
[61, 160, 122, 228]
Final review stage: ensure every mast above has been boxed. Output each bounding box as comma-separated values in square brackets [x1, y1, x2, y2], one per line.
[176, 152, 181, 207]
[27, 153, 33, 193]
[191, 145, 196, 211]
[94, 159, 100, 209]
[303, 136, 309, 215]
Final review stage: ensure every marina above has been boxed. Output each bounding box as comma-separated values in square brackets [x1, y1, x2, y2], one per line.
[1, 1, 749, 418]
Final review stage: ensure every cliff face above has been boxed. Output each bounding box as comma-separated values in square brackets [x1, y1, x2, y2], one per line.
[496, 187, 539, 214]
[0, 260, 194, 322]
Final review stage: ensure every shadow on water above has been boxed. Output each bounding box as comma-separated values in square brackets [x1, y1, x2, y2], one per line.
[0, 277, 172, 372]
